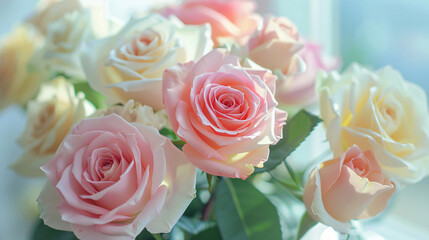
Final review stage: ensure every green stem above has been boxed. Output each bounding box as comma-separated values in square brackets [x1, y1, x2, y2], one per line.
[268, 172, 300, 191]
[202, 175, 219, 221]
[152, 233, 162, 240]
[283, 161, 301, 189]
[268, 172, 303, 201]
[202, 191, 216, 221]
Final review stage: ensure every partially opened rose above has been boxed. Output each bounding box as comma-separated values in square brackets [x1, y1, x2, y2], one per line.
[42, 9, 106, 78]
[44, 10, 90, 77]
[11, 77, 94, 177]
[38, 114, 197, 240]
[318, 63, 429, 185]
[28, 0, 83, 35]
[276, 41, 340, 106]
[163, 49, 287, 179]
[159, 0, 260, 46]
[82, 14, 213, 110]
[93, 99, 168, 130]
[28, 0, 109, 37]
[247, 16, 304, 79]
[303, 146, 395, 232]
[0, 25, 48, 109]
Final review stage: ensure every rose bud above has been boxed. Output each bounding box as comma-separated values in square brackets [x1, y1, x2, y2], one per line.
[303, 146, 395, 233]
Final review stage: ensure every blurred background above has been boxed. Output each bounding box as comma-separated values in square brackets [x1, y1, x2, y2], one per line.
[1, 0, 428, 239]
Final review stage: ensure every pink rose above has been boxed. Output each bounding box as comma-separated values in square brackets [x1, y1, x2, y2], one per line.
[276, 41, 340, 106]
[163, 49, 287, 179]
[303, 146, 395, 232]
[159, 0, 260, 46]
[247, 16, 303, 76]
[38, 114, 197, 240]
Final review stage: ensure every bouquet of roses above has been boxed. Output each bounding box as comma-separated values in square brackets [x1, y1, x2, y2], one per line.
[2, 0, 429, 239]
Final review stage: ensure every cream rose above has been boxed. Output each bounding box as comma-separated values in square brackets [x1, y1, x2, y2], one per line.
[82, 14, 213, 110]
[28, 0, 109, 37]
[11, 77, 94, 177]
[27, 0, 83, 35]
[0, 26, 49, 109]
[303, 146, 395, 232]
[318, 63, 429, 185]
[93, 99, 168, 130]
[42, 10, 99, 78]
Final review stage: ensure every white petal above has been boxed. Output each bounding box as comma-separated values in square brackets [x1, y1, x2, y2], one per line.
[146, 139, 197, 233]
[37, 182, 73, 232]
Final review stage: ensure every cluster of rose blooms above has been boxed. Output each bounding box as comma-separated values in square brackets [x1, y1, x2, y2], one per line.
[2, 0, 429, 239]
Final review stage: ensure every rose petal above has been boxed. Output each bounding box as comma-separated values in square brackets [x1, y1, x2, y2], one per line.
[146, 138, 197, 233]
[183, 144, 269, 179]
[38, 182, 73, 232]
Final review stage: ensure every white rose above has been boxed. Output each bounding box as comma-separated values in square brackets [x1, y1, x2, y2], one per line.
[93, 99, 168, 130]
[28, 0, 109, 37]
[0, 25, 49, 109]
[11, 77, 95, 177]
[42, 10, 97, 78]
[318, 63, 429, 186]
[38, 0, 115, 78]
[27, 0, 83, 35]
[81, 14, 213, 110]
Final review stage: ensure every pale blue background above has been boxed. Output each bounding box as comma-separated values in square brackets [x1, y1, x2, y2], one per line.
[269, 0, 429, 92]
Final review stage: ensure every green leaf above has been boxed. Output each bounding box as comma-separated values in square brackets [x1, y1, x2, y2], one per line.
[32, 219, 78, 240]
[215, 179, 282, 240]
[283, 161, 302, 189]
[73, 81, 106, 109]
[255, 110, 322, 173]
[135, 230, 154, 240]
[159, 128, 182, 141]
[184, 194, 205, 217]
[136, 229, 162, 240]
[159, 128, 186, 150]
[176, 216, 216, 235]
[190, 225, 222, 240]
[296, 212, 317, 240]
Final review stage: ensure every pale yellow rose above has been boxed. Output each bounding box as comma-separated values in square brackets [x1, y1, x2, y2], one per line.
[11, 77, 95, 177]
[318, 63, 429, 186]
[81, 14, 213, 110]
[0, 26, 49, 109]
[93, 99, 168, 130]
